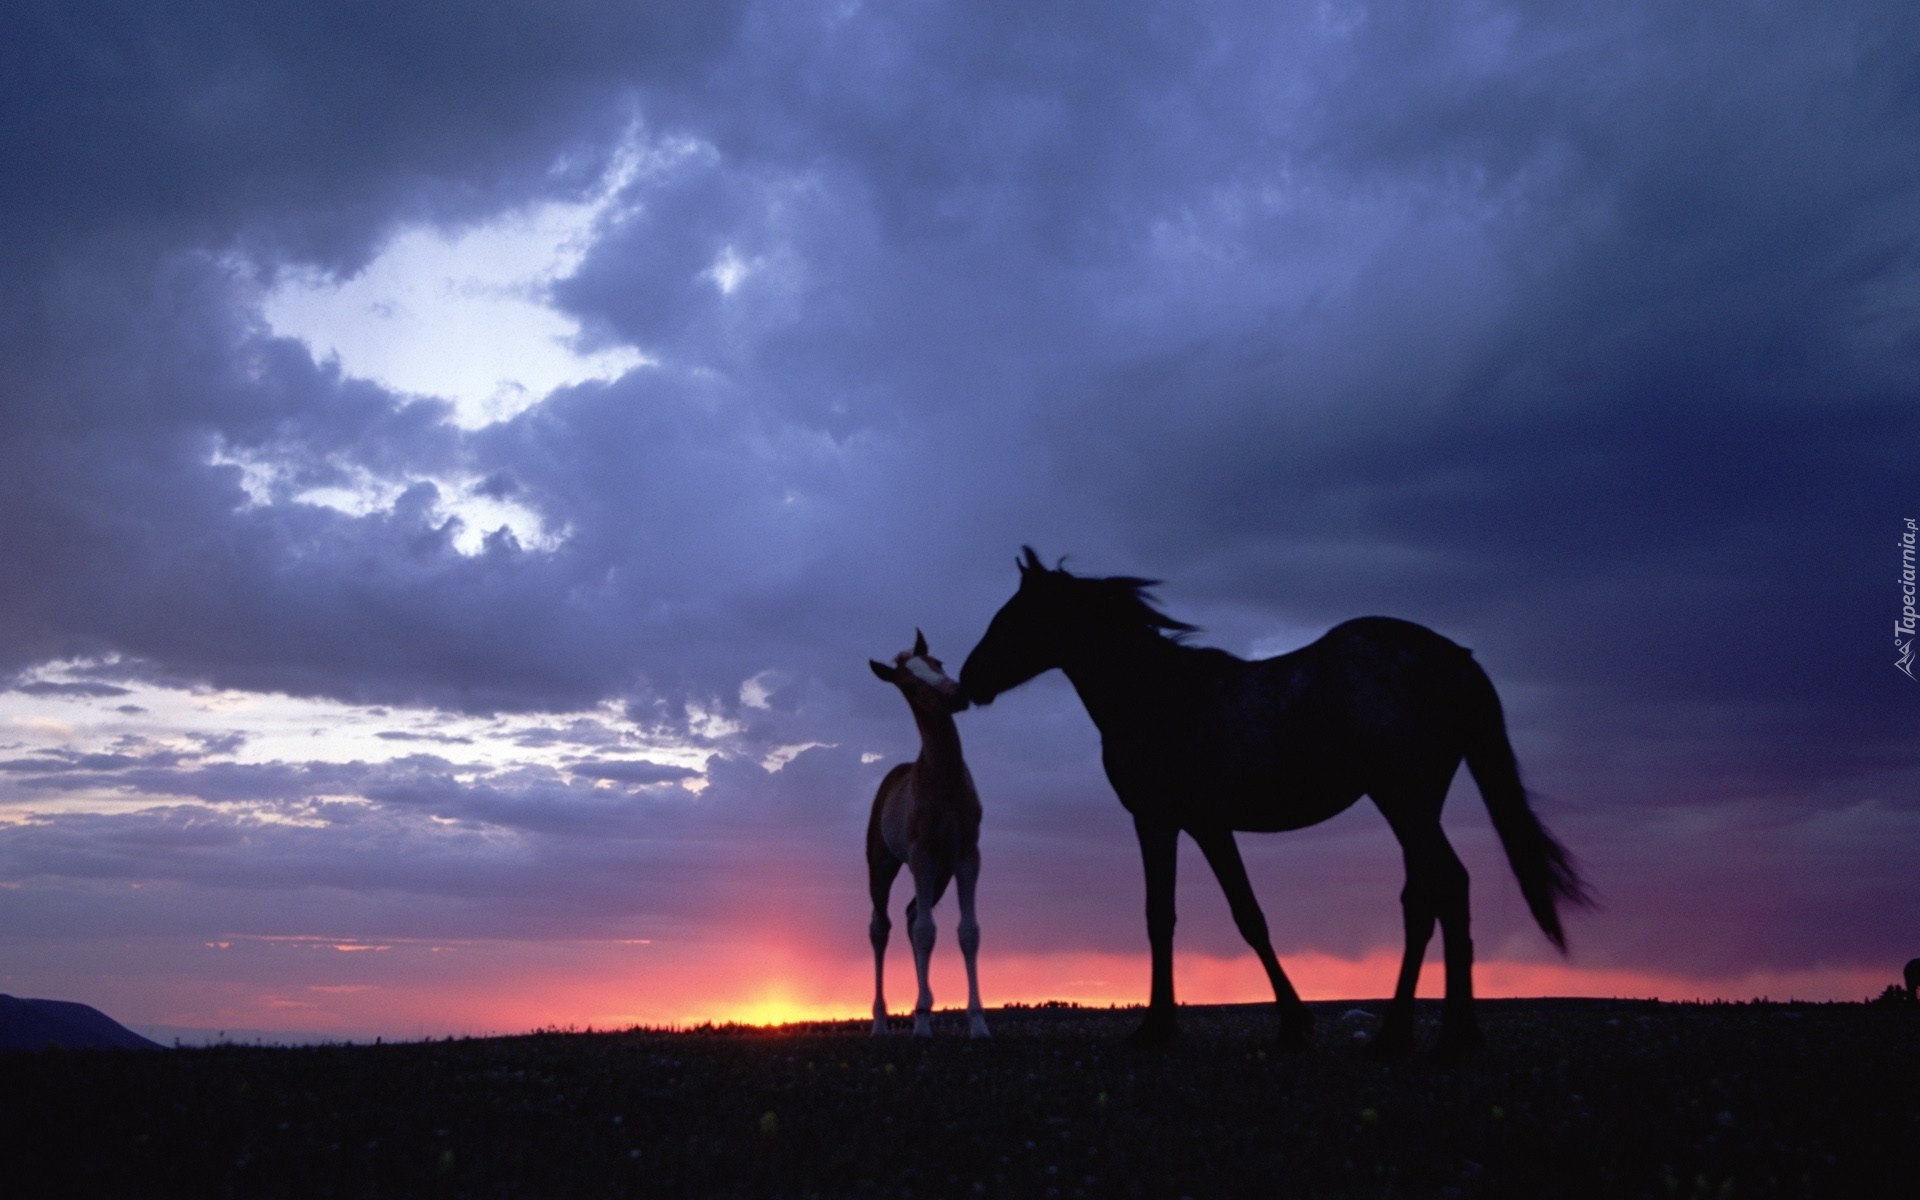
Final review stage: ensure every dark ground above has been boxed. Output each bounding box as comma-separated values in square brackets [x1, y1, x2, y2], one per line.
[5, 999, 1915, 1198]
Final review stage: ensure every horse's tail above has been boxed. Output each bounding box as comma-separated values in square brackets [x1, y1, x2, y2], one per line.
[1460, 661, 1593, 953]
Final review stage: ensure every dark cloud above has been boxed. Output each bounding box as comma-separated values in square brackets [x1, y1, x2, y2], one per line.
[0, 1, 745, 277]
[566, 759, 704, 786]
[508, 718, 633, 751]
[375, 730, 476, 746]
[9, 680, 134, 699]
[0, 745, 193, 780]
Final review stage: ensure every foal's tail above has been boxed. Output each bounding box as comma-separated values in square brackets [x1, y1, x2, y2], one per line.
[1461, 663, 1593, 953]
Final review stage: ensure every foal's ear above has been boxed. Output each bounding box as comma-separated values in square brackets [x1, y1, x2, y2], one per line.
[869, 659, 897, 683]
[1019, 545, 1045, 575]
[912, 628, 929, 657]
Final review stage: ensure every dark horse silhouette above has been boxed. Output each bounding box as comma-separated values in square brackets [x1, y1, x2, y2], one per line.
[960, 548, 1590, 1057]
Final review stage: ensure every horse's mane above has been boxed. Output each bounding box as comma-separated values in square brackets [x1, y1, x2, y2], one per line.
[1049, 565, 1199, 641]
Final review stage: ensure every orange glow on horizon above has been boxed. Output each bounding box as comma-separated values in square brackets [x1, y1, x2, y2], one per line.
[90, 935, 1899, 1041]
[541, 945, 1897, 1034]
[595, 948, 1899, 1031]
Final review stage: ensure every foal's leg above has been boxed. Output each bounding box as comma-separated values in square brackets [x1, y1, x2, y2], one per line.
[907, 859, 947, 1038]
[869, 851, 903, 1035]
[1128, 815, 1181, 1045]
[1191, 826, 1313, 1048]
[955, 850, 989, 1038]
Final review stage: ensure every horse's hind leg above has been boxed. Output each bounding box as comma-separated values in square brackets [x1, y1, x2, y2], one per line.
[1375, 798, 1479, 1060]
[1427, 828, 1480, 1061]
[869, 851, 902, 1035]
[1373, 844, 1437, 1058]
[1191, 825, 1313, 1048]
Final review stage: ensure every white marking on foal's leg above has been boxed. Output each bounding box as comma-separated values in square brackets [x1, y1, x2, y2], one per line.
[909, 875, 939, 1038]
[956, 853, 989, 1039]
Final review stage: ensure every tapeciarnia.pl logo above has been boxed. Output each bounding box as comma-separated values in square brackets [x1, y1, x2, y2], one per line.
[1899, 518, 1917, 680]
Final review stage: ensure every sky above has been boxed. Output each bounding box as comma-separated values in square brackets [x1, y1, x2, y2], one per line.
[2, 1, 1916, 1042]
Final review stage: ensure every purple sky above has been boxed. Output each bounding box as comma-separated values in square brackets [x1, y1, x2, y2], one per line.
[2, 1, 1916, 1039]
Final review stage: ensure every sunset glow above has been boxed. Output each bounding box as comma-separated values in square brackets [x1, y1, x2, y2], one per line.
[531, 952, 1898, 1035]
[33, 933, 1892, 1045]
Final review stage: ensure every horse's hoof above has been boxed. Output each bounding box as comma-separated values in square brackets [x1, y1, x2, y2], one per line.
[1275, 1006, 1315, 1050]
[1365, 1030, 1414, 1060]
[1122, 1015, 1178, 1047]
[1430, 1029, 1484, 1065]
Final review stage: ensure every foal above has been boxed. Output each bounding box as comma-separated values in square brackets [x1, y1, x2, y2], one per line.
[866, 631, 989, 1038]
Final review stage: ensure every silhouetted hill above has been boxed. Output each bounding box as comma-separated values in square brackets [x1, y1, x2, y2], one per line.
[0, 994, 163, 1052]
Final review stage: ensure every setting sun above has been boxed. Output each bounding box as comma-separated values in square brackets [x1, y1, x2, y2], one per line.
[721, 984, 846, 1029]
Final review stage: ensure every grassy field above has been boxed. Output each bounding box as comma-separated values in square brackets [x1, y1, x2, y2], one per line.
[8, 999, 1915, 1198]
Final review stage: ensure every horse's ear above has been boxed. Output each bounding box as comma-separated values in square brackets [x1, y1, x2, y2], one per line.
[869, 659, 896, 683]
[912, 628, 929, 657]
[1019, 545, 1044, 575]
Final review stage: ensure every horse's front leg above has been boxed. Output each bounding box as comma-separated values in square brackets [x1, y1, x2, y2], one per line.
[954, 850, 989, 1038]
[868, 852, 902, 1036]
[1191, 825, 1313, 1048]
[907, 864, 941, 1038]
[1126, 815, 1180, 1045]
